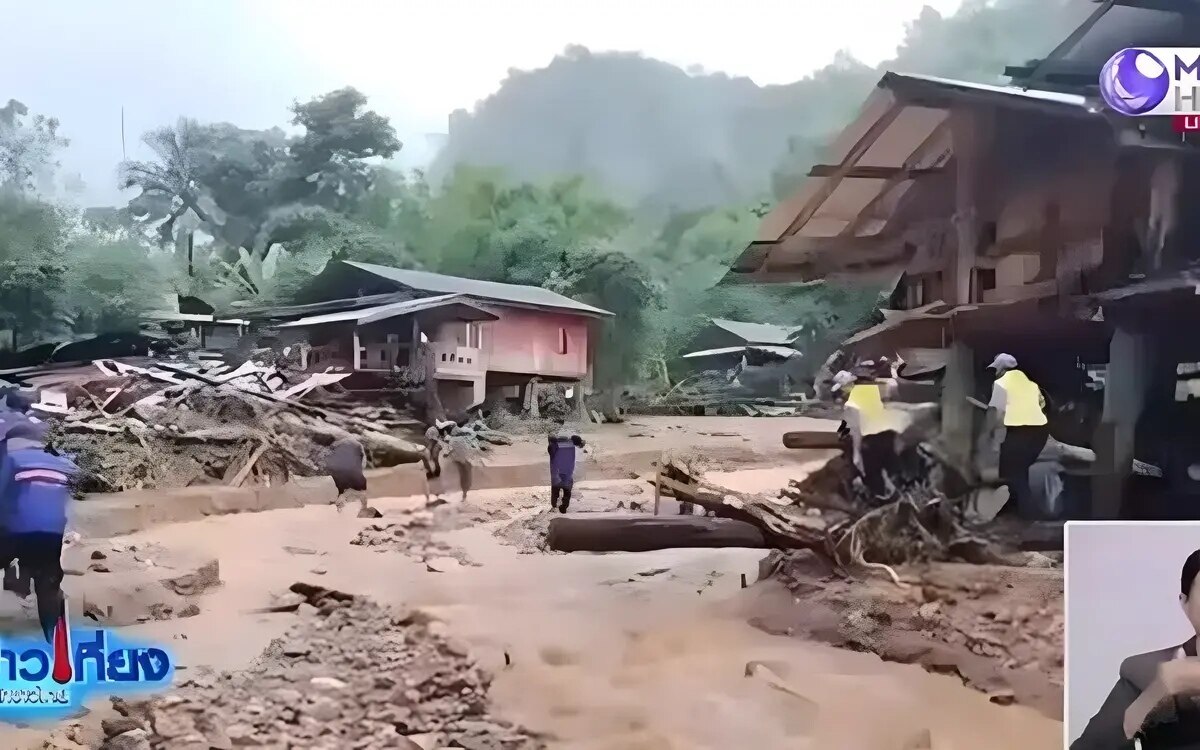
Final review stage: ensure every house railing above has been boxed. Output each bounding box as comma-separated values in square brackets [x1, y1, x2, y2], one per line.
[427, 342, 486, 377]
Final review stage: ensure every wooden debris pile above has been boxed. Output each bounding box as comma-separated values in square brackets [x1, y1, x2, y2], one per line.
[43, 358, 426, 492]
[663, 444, 1014, 582]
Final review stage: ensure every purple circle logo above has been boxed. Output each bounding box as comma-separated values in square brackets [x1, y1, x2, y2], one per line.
[1100, 48, 1170, 115]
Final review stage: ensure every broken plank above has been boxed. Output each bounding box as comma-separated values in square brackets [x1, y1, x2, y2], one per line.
[227, 441, 269, 487]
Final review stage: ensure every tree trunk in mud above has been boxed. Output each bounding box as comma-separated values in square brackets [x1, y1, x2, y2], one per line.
[547, 516, 767, 552]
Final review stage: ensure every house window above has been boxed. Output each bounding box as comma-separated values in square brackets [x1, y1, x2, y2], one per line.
[970, 268, 997, 303]
[903, 273, 941, 309]
[386, 333, 400, 344]
[558, 328, 568, 355]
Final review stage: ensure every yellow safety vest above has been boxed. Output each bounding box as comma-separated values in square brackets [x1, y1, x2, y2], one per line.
[996, 369, 1048, 427]
[846, 383, 889, 436]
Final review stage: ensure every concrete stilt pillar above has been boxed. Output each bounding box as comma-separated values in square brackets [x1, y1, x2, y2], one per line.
[1092, 327, 1153, 519]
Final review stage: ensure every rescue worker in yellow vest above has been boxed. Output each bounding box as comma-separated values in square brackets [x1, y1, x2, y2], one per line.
[832, 361, 901, 503]
[986, 353, 1049, 516]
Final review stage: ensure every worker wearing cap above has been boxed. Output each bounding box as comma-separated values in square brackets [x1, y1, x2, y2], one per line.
[832, 361, 901, 503]
[986, 353, 1049, 515]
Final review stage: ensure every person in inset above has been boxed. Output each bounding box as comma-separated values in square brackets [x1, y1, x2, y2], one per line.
[325, 437, 368, 513]
[831, 362, 901, 504]
[1073, 549, 1200, 748]
[985, 353, 1049, 516]
[0, 421, 77, 642]
[547, 418, 585, 513]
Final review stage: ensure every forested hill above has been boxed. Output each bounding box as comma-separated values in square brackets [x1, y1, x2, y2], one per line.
[429, 0, 1091, 213]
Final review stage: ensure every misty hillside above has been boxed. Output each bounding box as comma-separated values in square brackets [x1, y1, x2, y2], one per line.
[430, 0, 1092, 212]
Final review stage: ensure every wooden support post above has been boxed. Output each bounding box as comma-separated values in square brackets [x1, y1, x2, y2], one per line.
[947, 107, 993, 305]
[942, 342, 977, 475]
[352, 329, 362, 371]
[653, 459, 662, 516]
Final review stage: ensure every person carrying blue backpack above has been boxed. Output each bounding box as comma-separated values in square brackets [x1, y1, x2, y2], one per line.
[0, 414, 76, 641]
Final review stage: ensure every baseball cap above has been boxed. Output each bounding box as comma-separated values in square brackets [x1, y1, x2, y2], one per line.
[830, 370, 856, 392]
[988, 353, 1018, 371]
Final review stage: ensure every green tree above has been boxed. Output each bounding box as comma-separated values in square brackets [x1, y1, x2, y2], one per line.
[0, 191, 69, 346]
[121, 87, 402, 296]
[59, 238, 172, 334]
[0, 99, 68, 193]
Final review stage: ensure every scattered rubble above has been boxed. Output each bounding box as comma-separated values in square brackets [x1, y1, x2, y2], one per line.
[350, 504, 479, 568]
[753, 550, 1064, 718]
[82, 584, 544, 750]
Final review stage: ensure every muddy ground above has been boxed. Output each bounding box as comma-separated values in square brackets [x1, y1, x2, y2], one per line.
[5, 432, 1063, 750]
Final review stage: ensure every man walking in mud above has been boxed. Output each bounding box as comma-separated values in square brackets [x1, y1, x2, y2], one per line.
[0, 416, 76, 642]
[326, 436, 368, 513]
[424, 418, 475, 503]
[547, 417, 585, 513]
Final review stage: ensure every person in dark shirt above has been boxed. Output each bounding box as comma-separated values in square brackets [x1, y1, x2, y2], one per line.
[0, 423, 76, 642]
[1074, 549, 1200, 749]
[547, 419, 585, 513]
[325, 437, 367, 513]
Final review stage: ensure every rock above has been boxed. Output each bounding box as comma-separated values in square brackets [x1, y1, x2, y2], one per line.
[306, 696, 342, 722]
[636, 568, 669, 578]
[177, 603, 201, 618]
[224, 723, 257, 743]
[62, 567, 85, 576]
[987, 688, 1016, 706]
[91, 550, 107, 560]
[151, 709, 197, 739]
[403, 734, 441, 750]
[425, 557, 460, 573]
[357, 506, 384, 519]
[283, 546, 318, 555]
[271, 688, 303, 704]
[310, 676, 348, 691]
[161, 560, 221, 596]
[263, 592, 307, 613]
[297, 603, 319, 619]
[281, 640, 311, 657]
[102, 729, 151, 750]
[101, 717, 144, 738]
[89, 564, 110, 573]
[311, 566, 327, 575]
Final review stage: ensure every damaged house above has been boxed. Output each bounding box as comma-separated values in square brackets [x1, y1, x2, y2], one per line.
[236, 261, 612, 413]
[726, 0, 1200, 520]
[679, 318, 803, 394]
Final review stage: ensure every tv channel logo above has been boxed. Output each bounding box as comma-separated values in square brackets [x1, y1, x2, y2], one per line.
[1099, 48, 1200, 116]
[0, 609, 174, 724]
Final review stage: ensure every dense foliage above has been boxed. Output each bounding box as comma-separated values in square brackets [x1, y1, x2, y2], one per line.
[0, 0, 1085, 387]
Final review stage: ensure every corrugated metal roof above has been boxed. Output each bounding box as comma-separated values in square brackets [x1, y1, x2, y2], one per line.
[344, 261, 614, 317]
[710, 318, 800, 345]
[275, 294, 496, 328]
[726, 70, 1106, 284]
[682, 345, 798, 359]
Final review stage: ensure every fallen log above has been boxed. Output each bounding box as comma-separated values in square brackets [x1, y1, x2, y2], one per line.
[782, 430, 843, 450]
[547, 515, 767, 552]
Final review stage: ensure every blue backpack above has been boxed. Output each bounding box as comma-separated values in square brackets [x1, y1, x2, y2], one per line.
[0, 449, 77, 535]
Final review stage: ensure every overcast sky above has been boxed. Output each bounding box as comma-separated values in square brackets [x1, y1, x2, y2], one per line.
[3, 0, 963, 206]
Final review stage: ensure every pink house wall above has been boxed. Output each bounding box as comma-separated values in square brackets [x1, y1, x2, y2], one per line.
[436, 307, 590, 379]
